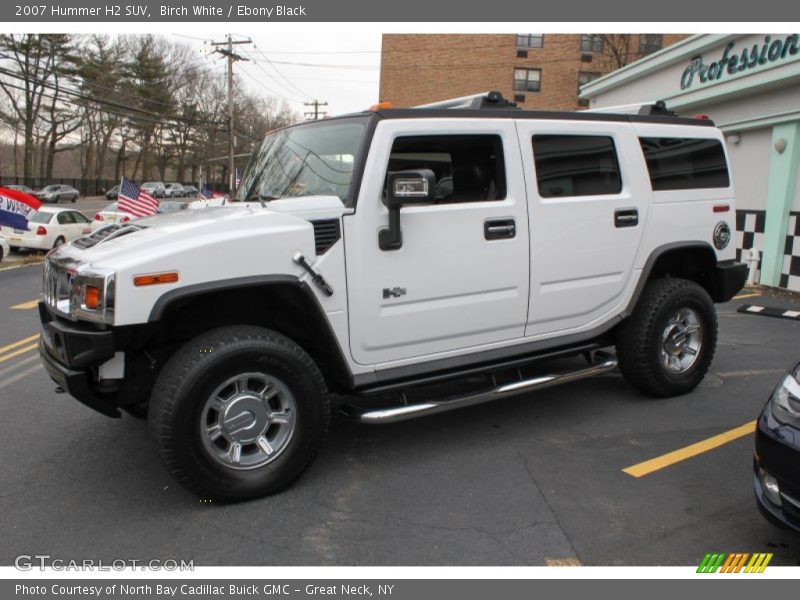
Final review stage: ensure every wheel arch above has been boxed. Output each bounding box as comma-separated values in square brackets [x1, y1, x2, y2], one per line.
[626, 242, 723, 318]
[147, 276, 354, 392]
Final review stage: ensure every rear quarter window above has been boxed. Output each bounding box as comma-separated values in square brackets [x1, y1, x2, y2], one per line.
[639, 137, 730, 190]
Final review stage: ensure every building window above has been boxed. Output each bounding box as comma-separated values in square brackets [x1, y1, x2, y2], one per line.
[513, 68, 541, 93]
[577, 71, 601, 106]
[516, 34, 544, 49]
[532, 135, 622, 198]
[580, 34, 604, 53]
[639, 34, 663, 56]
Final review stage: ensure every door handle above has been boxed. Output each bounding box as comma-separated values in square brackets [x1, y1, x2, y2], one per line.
[614, 209, 639, 228]
[484, 219, 516, 240]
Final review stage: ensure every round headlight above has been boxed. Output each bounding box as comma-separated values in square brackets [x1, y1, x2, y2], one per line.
[713, 221, 731, 250]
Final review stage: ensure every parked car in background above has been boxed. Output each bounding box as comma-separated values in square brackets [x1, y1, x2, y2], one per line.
[4, 184, 35, 195]
[35, 184, 80, 204]
[106, 185, 120, 200]
[754, 362, 800, 532]
[91, 202, 135, 231]
[2, 207, 91, 250]
[157, 201, 189, 214]
[0, 235, 9, 263]
[182, 185, 198, 197]
[164, 183, 186, 198]
[0, 206, 91, 250]
[141, 182, 166, 198]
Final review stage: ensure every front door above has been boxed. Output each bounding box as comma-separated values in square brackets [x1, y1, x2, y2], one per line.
[344, 119, 530, 367]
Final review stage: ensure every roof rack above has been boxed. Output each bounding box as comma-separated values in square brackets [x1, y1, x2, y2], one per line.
[584, 100, 677, 117]
[414, 91, 519, 110]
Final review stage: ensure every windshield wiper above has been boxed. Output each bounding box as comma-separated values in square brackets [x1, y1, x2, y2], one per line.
[248, 193, 279, 207]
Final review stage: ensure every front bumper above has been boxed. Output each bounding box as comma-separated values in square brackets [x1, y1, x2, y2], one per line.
[713, 260, 747, 303]
[38, 301, 121, 418]
[753, 406, 800, 532]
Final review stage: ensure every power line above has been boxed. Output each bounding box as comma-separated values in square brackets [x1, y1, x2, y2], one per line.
[249, 46, 312, 100]
[240, 59, 305, 103]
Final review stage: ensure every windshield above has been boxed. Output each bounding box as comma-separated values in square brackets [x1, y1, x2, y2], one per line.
[237, 117, 368, 204]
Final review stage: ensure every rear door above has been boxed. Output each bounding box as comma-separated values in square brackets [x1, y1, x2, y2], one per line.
[515, 120, 651, 337]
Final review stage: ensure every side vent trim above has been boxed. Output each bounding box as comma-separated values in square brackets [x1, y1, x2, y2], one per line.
[311, 219, 341, 255]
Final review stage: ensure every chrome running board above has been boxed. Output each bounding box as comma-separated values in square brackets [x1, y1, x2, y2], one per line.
[344, 352, 618, 424]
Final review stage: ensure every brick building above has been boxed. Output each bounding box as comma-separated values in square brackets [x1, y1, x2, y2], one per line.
[379, 34, 689, 111]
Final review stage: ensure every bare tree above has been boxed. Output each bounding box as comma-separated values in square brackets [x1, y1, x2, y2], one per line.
[0, 34, 66, 179]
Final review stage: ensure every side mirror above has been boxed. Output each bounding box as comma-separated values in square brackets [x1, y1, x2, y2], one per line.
[379, 169, 436, 251]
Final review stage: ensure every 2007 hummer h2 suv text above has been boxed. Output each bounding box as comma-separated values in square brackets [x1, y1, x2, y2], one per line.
[38, 92, 747, 501]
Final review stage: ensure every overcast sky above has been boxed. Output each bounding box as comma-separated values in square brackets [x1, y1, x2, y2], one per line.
[175, 31, 383, 118]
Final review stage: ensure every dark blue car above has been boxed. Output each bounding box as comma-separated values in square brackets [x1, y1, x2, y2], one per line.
[754, 362, 800, 531]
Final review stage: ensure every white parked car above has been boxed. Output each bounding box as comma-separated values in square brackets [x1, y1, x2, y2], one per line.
[0, 235, 9, 263]
[164, 183, 185, 198]
[91, 202, 135, 231]
[39, 92, 747, 502]
[3, 207, 92, 250]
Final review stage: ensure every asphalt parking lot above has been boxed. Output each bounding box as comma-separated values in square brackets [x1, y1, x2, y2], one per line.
[0, 260, 799, 566]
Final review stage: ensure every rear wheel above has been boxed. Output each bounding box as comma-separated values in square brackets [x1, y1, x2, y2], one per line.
[616, 278, 717, 397]
[149, 326, 330, 502]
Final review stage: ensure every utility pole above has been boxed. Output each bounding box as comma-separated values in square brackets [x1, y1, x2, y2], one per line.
[304, 100, 329, 120]
[210, 34, 251, 195]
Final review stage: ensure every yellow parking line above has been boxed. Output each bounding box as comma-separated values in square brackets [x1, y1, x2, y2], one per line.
[546, 558, 582, 566]
[10, 299, 39, 310]
[0, 333, 40, 355]
[0, 342, 39, 364]
[623, 421, 757, 478]
[733, 292, 761, 300]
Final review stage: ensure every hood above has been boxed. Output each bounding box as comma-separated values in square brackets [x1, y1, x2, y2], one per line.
[54, 204, 313, 270]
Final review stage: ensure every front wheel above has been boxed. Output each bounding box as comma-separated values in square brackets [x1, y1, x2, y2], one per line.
[616, 278, 717, 397]
[148, 326, 330, 502]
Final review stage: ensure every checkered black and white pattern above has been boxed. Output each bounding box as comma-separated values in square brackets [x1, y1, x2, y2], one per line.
[780, 213, 800, 292]
[735, 209, 766, 278]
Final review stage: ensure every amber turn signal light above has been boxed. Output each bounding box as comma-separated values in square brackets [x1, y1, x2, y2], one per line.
[133, 272, 179, 286]
[84, 286, 100, 309]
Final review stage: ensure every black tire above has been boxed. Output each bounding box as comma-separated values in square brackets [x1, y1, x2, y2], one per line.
[71, 195, 77, 203]
[0, 246, 4, 263]
[52, 236, 65, 249]
[148, 326, 330, 502]
[616, 278, 717, 398]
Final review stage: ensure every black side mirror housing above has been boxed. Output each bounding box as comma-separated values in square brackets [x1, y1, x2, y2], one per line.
[379, 169, 436, 251]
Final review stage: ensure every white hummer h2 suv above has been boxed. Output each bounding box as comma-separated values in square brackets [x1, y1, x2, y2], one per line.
[39, 92, 747, 501]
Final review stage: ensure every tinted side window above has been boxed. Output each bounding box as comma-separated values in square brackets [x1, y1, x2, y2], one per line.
[639, 137, 730, 190]
[387, 135, 506, 203]
[57, 212, 75, 224]
[532, 135, 622, 198]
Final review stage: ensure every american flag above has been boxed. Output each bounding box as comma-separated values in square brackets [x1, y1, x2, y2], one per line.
[201, 185, 223, 199]
[118, 176, 159, 217]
